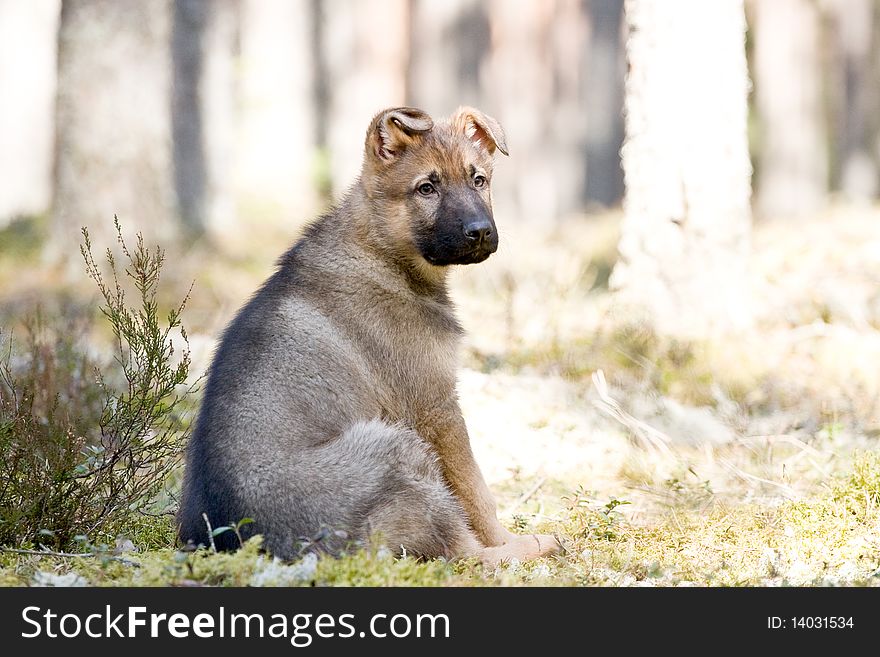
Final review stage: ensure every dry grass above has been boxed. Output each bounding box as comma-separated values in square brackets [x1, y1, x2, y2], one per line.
[2, 203, 880, 585]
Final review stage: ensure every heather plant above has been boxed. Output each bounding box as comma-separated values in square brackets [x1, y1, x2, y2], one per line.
[0, 219, 195, 549]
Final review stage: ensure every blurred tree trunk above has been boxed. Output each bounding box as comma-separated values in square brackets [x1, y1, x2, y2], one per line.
[583, 0, 625, 209]
[752, 0, 827, 219]
[410, 0, 623, 220]
[0, 0, 59, 227]
[317, 0, 409, 196]
[548, 0, 591, 218]
[172, 0, 239, 240]
[485, 0, 559, 224]
[407, 0, 489, 112]
[236, 0, 318, 226]
[52, 0, 175, 264]
[611, 0, 752, 336]
[826, 0, 878, 202]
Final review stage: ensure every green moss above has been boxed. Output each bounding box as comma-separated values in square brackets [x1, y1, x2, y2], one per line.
[549, 452, 880, 586]
[312, 548, 465, 587]
[3, 451, 879, 587]
[835, 451, 880, 503]
[2, 399, 879, 587]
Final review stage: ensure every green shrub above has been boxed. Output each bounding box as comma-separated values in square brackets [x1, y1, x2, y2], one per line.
[0, 218, 195, 549]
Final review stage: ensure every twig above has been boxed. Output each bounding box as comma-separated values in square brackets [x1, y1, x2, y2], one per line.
[719, 459, 797, 499]
[4, 548, 91, 558]
[136, 508, 177, 518]
[502, 477, 547, 517]
[591, 370, 673, 456]
[806, 456, 832, 478]
[203, 512, 217, 553]
[1, 548, 141, 567]
[736, 434, 823, 458]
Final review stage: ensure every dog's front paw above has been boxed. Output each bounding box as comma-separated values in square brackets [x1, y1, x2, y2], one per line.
[478, 533, 561, 568]
[520, 533, 561, 559]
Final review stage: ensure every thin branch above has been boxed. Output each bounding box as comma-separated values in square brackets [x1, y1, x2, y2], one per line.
[591, 369, 673, 456]
[502, 477, 547, 517]
[1, 548, 140, 567]
[719, 458, 797, 499]
[736, 434, 823, 457]
[203, 512, 217, 553]
[3, 548, 90, 557]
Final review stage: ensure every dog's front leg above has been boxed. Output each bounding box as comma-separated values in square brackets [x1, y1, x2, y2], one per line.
[417, 402, 527, 547]
[420, 410, 509, 546]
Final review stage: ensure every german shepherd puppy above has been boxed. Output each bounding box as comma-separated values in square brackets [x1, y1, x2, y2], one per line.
[178, 107, 559, 566]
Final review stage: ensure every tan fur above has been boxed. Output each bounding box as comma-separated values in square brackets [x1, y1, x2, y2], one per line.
[178, 107, 559, 567]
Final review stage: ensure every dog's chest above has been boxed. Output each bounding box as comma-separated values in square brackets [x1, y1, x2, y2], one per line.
[365, 299, 461, 418]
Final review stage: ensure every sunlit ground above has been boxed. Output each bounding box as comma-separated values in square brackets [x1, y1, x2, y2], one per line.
[2, 203, 880, 585]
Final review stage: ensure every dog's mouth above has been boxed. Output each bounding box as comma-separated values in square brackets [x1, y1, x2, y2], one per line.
[460, 248, 494, 264]
[425, 244, 496, 266]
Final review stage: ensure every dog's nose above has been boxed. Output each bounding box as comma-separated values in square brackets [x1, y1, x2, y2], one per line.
[463, 220, 493, 242]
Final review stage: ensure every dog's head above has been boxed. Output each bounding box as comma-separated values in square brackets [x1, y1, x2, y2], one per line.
[360, 106, 508, 267]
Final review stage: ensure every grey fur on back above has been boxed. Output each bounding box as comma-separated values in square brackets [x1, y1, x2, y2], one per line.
[177, 196, 470, 558]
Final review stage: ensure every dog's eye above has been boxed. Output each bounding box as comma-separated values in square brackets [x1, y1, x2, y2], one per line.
[473, 175, 487, 188]
[417, 182, 436, 196]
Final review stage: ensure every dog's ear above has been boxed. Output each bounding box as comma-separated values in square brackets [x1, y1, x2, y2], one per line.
[452, 107, 509, 156]
[366, 107, 434, 162]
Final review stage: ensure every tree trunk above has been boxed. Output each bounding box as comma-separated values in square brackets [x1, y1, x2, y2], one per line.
[610, 0, 752, 336]
[172, 0, 208, 237]
[0, 0, 60, 226]
[52, 0, 175, 262]
[752, 0, 827, 219]
[172, 0, 239, 240]
[583, 0, 625, 209]
[826, 0, 878, 202]
[407, 0, 490, 113]
[484, 0, 559, 224]
[547, 0, 591, 218]
[317, 0, 409, 196]
[236, 0, 318, 227]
